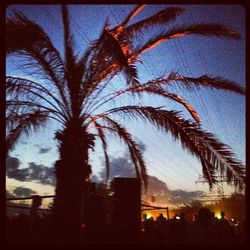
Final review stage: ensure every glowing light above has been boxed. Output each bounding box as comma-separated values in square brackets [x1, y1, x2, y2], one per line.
[146, 213, 152, 219]
[215, 212, 221, 219]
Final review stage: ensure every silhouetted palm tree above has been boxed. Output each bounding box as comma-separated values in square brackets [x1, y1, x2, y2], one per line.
[6, 5, 245, 241]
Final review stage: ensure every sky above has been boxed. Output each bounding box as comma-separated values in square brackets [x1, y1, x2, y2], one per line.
[6, 4, 246, 207]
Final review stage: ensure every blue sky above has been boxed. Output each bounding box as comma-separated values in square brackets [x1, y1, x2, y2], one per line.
[6, 4, 245, 201]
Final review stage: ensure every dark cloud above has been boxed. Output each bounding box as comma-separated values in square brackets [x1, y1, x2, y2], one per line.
[26, 162, 55, 185]
[98, 141, 147, 180]
[98, 145, 204, 206]
[99, 153, 136, 180]
[6, 156, 28, 181]
[33, 144, 52, 154]
[6, 156, 20, 172]
[144, 176, 204, 206]
[6, 156, 56, 186]
[169, 189, 204, 204]
[13, 186, 37, 197]
[38, 147, 52, 154]
[148, 175, 169, 191]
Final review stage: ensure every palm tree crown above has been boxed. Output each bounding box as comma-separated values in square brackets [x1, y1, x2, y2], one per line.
[6, 5, 245, 192]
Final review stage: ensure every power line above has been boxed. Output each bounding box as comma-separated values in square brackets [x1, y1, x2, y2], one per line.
[90, 7, 197, 189]
[175, 39, 217, 134]
[133, 123, 198, 180]
[140, 55, 201, 176]
[146, 162, 187, 190]
[137, 54, 201, 178]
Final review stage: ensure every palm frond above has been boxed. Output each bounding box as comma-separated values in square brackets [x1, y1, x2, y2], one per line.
[6, 99, 65, 124]
[93, 121, 110, 183]
[84, 71, 245, 118]
[105, 105, 245, 189]
[78, 28, 125, 104]
[200, 158, 217, 189]
[119, 5, 146, 28]
[125, 7, 185, 36]
[6, 76, 69, 121]
[170, 23, 240, 39]
[97, 116, 148, 189]
[133, 23, 240, 56]
[137, 72, 245, 95]
[132, 85, 201, 125]
[85, 72, 178, 116]
[100, 27, 139, 85]
[174, 74, 245, 95]
[6, 110, 49, 152]
[6, 11, 69, 112]
[62, 5, 76, 69]
[61, 5, 83, 115]
[79, 26, 141, 114]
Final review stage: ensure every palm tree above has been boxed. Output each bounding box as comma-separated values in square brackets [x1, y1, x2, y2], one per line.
[6, 5, 245, 242]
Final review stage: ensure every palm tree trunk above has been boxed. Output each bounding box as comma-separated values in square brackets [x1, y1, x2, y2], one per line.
[51, 121, 93, 243]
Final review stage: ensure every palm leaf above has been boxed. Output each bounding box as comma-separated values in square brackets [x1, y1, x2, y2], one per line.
[89, 69, 244, 125]
[94, 121, 110, 183]
[105, 105, 245, 189]
[79, 27, 128, 104]
[99, 116, 148, 189]
[6, 98, 65, 123]
[61, 5, 83, 115]
[6, 110, 49, 152]
[6, 11, 69, 112]
[133, 23, 240, 56]
[132, 85, 201, 125]
[174, 74, 245, 95]
[118, 4, 146, 28]
[62, 5, 76, 70]
[139, 72, 245, 95]
[100, 27, 139, 86]
[125, 6, 185, 36]
[6, 76, 69, 121]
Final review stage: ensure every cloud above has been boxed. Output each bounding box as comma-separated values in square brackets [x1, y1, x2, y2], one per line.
[169, 189, 204, 204]
[6, 156, 20, 171]
[144, 176, 204, 206]
[98, 141, 146, 180]
[33, 144, 52, 154]
[97, 144, 204, 206]
[26, 162, 55, 185]
[6, 156, 28, 181]
[6, 156, 56, 186]
[38, 146, 52, 154]
[12, 186, 37, 197]
[99, 154, 136, 180]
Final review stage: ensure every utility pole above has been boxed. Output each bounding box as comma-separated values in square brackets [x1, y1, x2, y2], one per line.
[195, 175, 229, 200]
[196, 175, 245, 203]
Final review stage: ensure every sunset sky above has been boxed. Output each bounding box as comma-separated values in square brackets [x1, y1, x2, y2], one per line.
[6, 4, 245, 206]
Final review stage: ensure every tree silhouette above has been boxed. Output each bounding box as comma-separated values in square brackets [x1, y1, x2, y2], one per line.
[6, 5, 245, 242]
